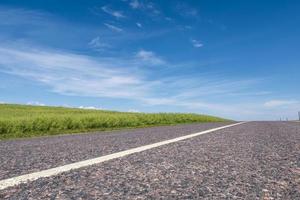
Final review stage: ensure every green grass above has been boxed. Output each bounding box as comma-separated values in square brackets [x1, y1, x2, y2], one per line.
[0, 104, 228, 140]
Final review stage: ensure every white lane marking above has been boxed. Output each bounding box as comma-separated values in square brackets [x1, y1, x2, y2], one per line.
[0, 122, 248, 190]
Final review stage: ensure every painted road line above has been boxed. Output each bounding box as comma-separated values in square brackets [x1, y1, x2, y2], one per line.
[0, 122, 248, 190]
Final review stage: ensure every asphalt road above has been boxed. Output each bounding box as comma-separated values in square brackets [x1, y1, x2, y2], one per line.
[0, 122, 299, 199]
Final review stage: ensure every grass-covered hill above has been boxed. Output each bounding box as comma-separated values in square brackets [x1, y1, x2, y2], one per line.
[0, 104, 228, 140]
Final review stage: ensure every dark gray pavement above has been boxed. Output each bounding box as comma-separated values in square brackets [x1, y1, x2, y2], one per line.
[0, 122, 231, 180]
[1, 122, 300, 199]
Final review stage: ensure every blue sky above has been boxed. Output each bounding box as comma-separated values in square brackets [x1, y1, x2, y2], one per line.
[0, 0, 299, 120]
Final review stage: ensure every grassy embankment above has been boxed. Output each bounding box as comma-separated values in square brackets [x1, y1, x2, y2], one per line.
[0, 104, 228, 140]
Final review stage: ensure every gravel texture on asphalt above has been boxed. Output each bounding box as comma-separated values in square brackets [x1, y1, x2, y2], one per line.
[0, 122, 231, 180]
[1, 122, 299, 199]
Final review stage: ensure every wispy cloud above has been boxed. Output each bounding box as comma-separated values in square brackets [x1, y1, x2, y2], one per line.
[78, 106, 103, 110]
[103, 23, 123, 32]
[191, 39, 203, 48]
[264, 100, 298, 107]
[129, 0, 142, 9]
[145, 2, 160, 15]
[176, 3, 199, 18]
[88, 36, 110, 51]
[135, 50, 165, 65]
[136, 22, 142, 28]
[0, 6, 48, 26]
[0, 45, 256, 103]
[101, 6, 125, 19]
[127, 0, 160, 16]
[165, 17, 173, 21]
[0, 44, 271, 120]
[27, 101, 46, 106]
[0, 46, 146, 99]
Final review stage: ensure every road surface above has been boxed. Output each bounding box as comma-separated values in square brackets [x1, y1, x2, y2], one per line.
[0, 122, 299, 199]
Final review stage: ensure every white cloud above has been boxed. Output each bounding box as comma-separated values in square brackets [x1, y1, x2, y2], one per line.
[136, 22, 142, 28]
[0, 7, 49, 26]
[103, 23, 123, 32]
[176, 3, 199, 18]
[264, 100, 298, 107]
[27, 101, 46, 106]
[135, 50, 165, 65]
[0, 45, 252, 102]
[0, 46, 147, 99]
[145, 2, 160, 15]
[0, 44, 272, 120]
[129, 0, 141, 9]
[88, 36, 110, 50]
[78, 106, 103, 110]
[128, 109, 140, 113]
[127, 1, 160, 16]
[191, 39, 203, 48]
[101, 6, 125, 19]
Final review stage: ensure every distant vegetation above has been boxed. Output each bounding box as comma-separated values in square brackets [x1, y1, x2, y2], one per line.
[0, 104, 228, 140]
